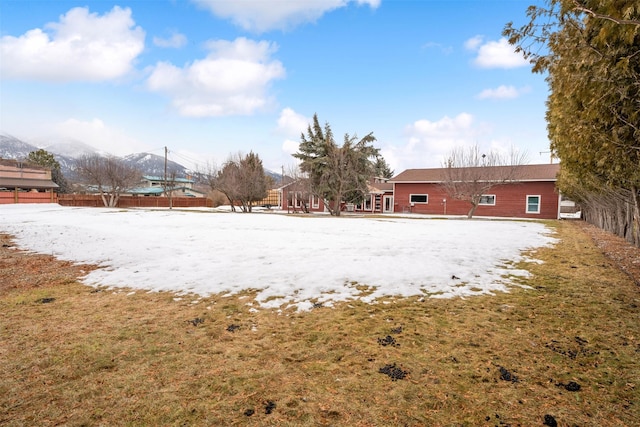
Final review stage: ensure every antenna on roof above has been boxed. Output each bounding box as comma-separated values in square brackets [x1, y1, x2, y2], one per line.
[539, 150, 555, 164]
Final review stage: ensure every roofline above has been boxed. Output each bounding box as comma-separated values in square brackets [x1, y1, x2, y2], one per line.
[390, 178, 558, 184]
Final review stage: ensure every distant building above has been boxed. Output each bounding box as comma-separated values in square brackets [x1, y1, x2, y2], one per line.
[127, 175, 205, 198]
[0, 159, 58, 204]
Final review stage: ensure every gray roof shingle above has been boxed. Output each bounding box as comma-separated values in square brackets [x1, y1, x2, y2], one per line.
[390, 163, 560, 183]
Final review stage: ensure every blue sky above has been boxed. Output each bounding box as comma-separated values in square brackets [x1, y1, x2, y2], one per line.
[0, 0, 551, 173]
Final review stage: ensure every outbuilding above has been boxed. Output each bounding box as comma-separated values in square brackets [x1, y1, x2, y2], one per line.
[390, 163, 562, 219]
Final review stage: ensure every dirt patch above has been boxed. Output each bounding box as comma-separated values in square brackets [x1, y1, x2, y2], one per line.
[0, 234, 97, 297]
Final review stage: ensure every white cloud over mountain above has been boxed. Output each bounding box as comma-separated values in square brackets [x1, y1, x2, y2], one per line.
[54, 118, 149, 156]
[190, 0, 380, 32]
[0, 6, 144, 82]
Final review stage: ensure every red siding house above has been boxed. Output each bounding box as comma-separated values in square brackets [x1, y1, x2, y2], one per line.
[279, 177, 394, 214]
[390, 163, 561, 219]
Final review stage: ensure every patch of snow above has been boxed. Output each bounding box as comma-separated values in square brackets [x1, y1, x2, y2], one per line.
[0, 204, 557, 310]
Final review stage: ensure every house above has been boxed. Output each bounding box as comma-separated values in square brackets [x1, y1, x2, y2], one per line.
[390, 163, 562, 219]
[0, 159, 59, 204]
[352, 177, 395, 213]
[278, 176, 394, 214]
[127, 175, 205, 198]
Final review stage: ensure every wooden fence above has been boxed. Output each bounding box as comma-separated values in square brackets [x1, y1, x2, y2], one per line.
[0, 190, 58, 204]
[58, 195, 213, 208]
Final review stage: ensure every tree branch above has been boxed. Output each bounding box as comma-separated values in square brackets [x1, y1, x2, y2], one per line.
[572, 1, 640, 26]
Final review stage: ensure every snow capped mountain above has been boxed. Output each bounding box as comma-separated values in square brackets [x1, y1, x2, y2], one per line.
[123, 152, 187, 178]
[0, 134, 38, 159]
[0, 133, 189, 178]
[0, 133, 281, 182]
[44, 139, 100, 159]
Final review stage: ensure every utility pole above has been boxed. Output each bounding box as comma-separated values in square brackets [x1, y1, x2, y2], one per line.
[164, 146, 168, 186]
[164, 146, 172, 209]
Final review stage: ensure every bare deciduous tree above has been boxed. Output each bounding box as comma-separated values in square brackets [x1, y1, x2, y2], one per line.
[216, 156, 241, 212]
[194, 161, 227, 207]
[75, 154, 142, 207]
[441, 145, 528, 218]
[201, 152, 269, 212]
[283, 164, 313, 213]
[162, 168, 180, 210]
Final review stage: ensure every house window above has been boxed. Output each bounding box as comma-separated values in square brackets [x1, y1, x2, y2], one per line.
[311, 195, 319, 209]
[479, 195, 496, 206]
[292, 192, 304, 208]
[410, 194, 428, 204]
[526, 195, 541, 214]
[364, 195, 372, 211]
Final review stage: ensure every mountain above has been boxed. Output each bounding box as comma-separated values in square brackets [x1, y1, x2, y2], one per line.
[0, 133, 280, 182]
[0, 134, 38, 159]
[44, 140, 100, 159]
[123, 153, 188, 178]
[0, 133, 189, 178]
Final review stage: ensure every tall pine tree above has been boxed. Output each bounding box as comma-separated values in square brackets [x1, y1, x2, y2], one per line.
[293, 114, 379, 216]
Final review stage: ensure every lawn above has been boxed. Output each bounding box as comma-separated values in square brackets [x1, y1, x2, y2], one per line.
[1, 219, 638, 426]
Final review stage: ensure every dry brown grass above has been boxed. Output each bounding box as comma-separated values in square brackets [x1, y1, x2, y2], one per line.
[1, 220, 639, 426]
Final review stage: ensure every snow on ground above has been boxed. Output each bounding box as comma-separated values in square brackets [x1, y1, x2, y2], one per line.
[0, 204, 557, 310]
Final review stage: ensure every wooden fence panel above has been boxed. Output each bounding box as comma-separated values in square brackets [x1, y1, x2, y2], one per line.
[0, 191, 58, 204]
[58, 195, 212, 208]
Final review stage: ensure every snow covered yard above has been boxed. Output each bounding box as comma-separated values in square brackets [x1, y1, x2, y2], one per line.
[0, 204, 557, 310]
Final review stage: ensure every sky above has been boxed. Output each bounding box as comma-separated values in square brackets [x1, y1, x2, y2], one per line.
[0, 0, 552, 173]
[0, 204, 557, 311]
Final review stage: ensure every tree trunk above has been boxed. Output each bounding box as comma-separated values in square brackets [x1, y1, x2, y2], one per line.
[467, 202, 479, 219]
[333, 199, 341, 216]
[632, 185, 640, 247]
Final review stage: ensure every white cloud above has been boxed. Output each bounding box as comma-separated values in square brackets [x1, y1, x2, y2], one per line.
[385, 113, 489, 170]
[275, 108, 310, 157]
[422, 41, 453, 55]
[276, 108, 310, 136]
[146, 37, 286, 117]
[54, 118, 149, 156]
[464, 35, 483, 51]
[476, 85, 531, 100]
[190, 0, 380, 32]
[0, 6, 144, 82]
[153, 31, 187, 48]
[282, 139, 301, 155]
[466, 37, 528, 69]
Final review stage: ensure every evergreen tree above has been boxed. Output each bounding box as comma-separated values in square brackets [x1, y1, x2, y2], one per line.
[373, 156, 394, 179]
[27, 149, 70, 193]
[504, 0, 640, 245]
[293, 114, 379, 216]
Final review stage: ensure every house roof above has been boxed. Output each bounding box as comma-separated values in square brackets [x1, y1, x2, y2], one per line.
[0, 178, 59, 189]
[368, 181, 393, 194]
[127, 186, 206, 195]
[143, 175, 194, 184]
[0, 159, 45, 169]
[390, 163, 561, 183]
